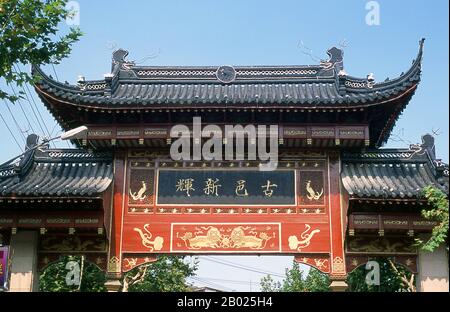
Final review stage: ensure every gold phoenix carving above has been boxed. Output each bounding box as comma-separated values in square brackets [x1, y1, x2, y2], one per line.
[129, 181, 148, 201]
[305, 180, 324, 200]
[134, 224, 164, 251]
[288, 224, 320, 250]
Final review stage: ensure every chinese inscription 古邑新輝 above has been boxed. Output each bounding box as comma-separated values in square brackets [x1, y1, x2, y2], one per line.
[175, 178, 279, 198]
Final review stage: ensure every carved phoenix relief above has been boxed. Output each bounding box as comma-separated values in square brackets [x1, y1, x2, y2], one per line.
[305, 180, 324, 201]
[288, 224, 320, 251]
[134, 224, 164, 251]
[129, 181, 148, 201]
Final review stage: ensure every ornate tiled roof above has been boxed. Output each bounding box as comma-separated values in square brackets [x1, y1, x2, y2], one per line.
[0, 145, 113, 197]
[32, 39, 425, 147]
[341, 134, 449, 199]
[33, 40, 423, 108]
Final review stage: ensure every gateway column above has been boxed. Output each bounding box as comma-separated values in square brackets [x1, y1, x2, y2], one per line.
[417, 244, 449, 292]
[8, 230, 39, 292]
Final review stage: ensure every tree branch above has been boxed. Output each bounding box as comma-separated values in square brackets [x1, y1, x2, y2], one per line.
[388, 260, 416, 292]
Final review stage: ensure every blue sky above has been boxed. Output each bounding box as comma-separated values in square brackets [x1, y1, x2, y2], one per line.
[0, 0, 448, 291]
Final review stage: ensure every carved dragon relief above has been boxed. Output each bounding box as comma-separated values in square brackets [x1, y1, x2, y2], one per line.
[177, 226, 274, 250]
[346, 237, 416, 254]
[296, 256, 329, 272]
[40, 236, 107, 252]
[134, 224, 164, 251]
[123, 257, 138, 269]
[288, 224, 320, 251]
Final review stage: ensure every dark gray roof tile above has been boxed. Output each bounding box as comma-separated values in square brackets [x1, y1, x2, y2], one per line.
[0, 149, 113, 197]
[33, 40, 424, 109]
[342, 145, 449, 199]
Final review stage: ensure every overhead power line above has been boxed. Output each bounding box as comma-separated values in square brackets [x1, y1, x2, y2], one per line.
[3, 99, 26, 143]
[15, 93, 36, 135]
[202, 256, 285, 278]
[0, 110, 23, 151]
[51, 63, 60, 81]
[204, 256, 286, 277]
[9, 83, 47, 140]
[194, 276, 260, 286]
[188, 276, 235, 292]
[13, 65, 53, 139]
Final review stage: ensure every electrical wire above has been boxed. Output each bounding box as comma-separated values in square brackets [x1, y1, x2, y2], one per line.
[15, 93, 36, 135]
[188, 276, 235, 292]
[22, 78, 53, 139]
[9, 83, 47, 140]
[51, 63, 60, 81]
[202, 256, 285, 278]
[194, 276, 260, 286]
[2, 99, 26, 143]
[13, 64, 53, 140]
[0, 110, 23, 151]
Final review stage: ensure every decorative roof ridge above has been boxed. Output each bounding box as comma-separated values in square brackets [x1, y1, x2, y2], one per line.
[32, 65, 108, 95]
[33, 39, 424, 99]
[111, 47, 339, 82]
[343, 132, 449, 184]
[339, 38, 424, 94]
[33, 148, 112, 162]
[113, 76, 338, 84]
[0, 147, 112, 180]
[342, 149, 426, 161]
[130, 64, 325, 70]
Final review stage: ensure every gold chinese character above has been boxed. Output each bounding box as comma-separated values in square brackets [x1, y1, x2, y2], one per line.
[203, 178, 221, 196]
[175, 178, 195, 196]
[261, 180, 277, 197]
[235, 180, 249, 197]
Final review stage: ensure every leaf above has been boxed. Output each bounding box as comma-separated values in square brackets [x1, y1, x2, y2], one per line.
[0, 0, 82, 102]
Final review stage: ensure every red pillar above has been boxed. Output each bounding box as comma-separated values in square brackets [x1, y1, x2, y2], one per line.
[106, 151, 127, 289]
[328, 152, 348, 290]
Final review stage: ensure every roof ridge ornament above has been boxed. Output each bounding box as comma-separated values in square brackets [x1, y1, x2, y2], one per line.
[320, 46, 344, 72]
[216, 65, 236, 84]
[418, 38, 425, 62]
[112, 48, 135, 71]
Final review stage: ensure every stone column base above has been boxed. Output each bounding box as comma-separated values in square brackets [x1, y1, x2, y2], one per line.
[105, 279, 122, 292]
[329, 280, 348, 292]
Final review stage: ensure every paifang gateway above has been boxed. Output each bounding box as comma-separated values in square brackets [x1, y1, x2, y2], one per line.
[0, 38, 448, 291]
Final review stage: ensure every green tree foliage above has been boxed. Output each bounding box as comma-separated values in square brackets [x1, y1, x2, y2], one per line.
[260, 274, 282, 292]
[39, 255, 106, 292]
[346, 258, 414, 292]
[260, 261, 330, 292]
[39, 255, 198, 292]
[303, 266, 330, 292]
[416, 186, 449, 252]
[0, 0, 82, 101]
[125, 256, 198, 292]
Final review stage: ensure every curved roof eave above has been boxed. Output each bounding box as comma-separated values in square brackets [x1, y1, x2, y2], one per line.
[32, 39, 424, 108]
